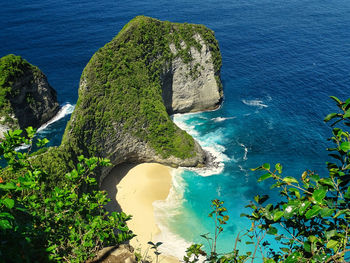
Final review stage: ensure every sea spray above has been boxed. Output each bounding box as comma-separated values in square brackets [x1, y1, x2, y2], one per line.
[14, 103, 75, 151]
[242, 99, 268, 109]
[173, 113, 229, 176]
[153, 169, 192, 259]
[211, 116, 236, 122]
[37, 103, 75, 132]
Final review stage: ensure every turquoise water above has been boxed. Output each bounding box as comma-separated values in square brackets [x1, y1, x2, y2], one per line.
[2, 0, 350, 259]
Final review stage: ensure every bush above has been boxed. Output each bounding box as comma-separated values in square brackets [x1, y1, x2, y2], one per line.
[0, 127, 134, 262]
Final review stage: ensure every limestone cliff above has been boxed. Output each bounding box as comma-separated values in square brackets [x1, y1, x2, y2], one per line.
[62, 16, 223, 180]
[162, 34, 222, 114]
[0, 54, 60, 137]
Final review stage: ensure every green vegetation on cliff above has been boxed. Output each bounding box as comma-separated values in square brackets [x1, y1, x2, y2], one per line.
[63, 16, 221, 160]
[0, 54, 59, 132]
[0, 55, 41, 128]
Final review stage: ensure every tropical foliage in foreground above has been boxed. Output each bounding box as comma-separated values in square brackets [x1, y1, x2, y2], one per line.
[0, 127, 134, 262]
[2, 96, 350, 263]
[184, 96, 350, 263]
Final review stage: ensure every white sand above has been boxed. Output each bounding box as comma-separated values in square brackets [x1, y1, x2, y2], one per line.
[102, 163, 180, 263]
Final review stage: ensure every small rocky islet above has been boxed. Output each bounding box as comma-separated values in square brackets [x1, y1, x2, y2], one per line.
[0, 54, 59, 137]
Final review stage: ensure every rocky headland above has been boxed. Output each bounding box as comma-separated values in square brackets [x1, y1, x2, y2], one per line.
[0, 54, 60, 137]
[61, 16, 223, 182]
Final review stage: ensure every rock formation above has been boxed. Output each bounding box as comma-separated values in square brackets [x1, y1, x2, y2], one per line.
[162, 34, 222, 114]
[61, 16, 223, 181]
[0, 54, 60, 137]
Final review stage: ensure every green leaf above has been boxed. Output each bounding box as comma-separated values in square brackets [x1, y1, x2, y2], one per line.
[0, 182, 16, 190]
[319, 178, 334, 187]
[254, 195, 259, 203]
[299, 201, 311, 215]
[345, 186, 350, 199]
[330, 96, 342, 106]
[0, 212, 15, 220]
[310, 173, 320, 182]
[267, 226, 278, 235]
[0, 219, 12, 230]
[283, 176, 298, 184]
[320, 208, 334, 217]
[308, 235, 319, 243]
[274, 211, 284, 221]
[25, 126, 36, 138]
[340, 141, 350, 152]
[3, 198, 15, 209]
[304, 241, 311, 253]
[285, 253, 300, 263]
[275, 163, 282, 174]
[262, 163, 270, 170]
[343, 110, 350, 119]
[288, 188, 300, 198]
[36, 138, 49, 147]
[333, 210, 346, 218]
[324, 113, 338, 122]
[305, 205, 321, 219]
[312, 189, 327, 203]
[326, 240, 339, 250]
[325, 230, 337, 240]
[258, 173, 272, 182]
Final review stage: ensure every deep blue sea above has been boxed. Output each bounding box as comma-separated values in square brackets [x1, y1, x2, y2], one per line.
[2, 0, 350, 259]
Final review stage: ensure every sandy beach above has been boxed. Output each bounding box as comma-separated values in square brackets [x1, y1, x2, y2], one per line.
[101, 163, 180, 263]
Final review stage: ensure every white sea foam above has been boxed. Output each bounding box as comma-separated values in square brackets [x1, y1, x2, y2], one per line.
[239, 143, 248, 161]
[154, 112, 230, 259]
[172, 113, 200, 137]
[211, 116, 236, 122]
[190, 144, 228, 176]
[153, 169, 192, 259]
[15, 144, 30, 151]
[242, 99, 268, 109]
[14, 103, 75, 151]
[173, 114, 229, 177]
[37, 103, 75, 132]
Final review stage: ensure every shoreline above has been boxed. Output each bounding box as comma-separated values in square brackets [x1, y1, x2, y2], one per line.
[101, 163, 180, 263]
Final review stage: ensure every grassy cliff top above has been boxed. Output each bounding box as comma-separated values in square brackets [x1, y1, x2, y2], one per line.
[0, 54, 42, 128]
[0, 55, 36, 107]
[63, 16, 221, 160]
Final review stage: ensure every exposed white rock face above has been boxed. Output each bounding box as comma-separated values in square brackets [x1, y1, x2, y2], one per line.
[162, 34, 222, 114]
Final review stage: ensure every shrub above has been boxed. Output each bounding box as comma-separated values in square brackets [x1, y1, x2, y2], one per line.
[0, 127, 134, 262]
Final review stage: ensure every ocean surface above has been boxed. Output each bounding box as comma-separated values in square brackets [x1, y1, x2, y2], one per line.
[2, 0, 350, 259]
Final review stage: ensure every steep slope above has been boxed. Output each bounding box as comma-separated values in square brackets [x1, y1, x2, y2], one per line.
[62, 16, 223, 180]
[0, 54, 60, 137]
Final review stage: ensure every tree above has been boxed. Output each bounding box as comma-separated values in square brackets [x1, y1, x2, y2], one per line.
[0, 127, 134, 262]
